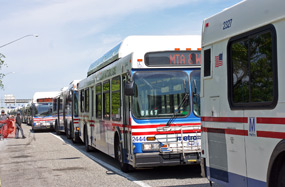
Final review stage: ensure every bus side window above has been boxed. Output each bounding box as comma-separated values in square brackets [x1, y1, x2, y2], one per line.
[91, 87, 94, 117]
[96, 83, 102, 119]
[103, 80, 110, 120]
[204, 49, 211, 77]
[85, 88, 89, 112]
[112, 76, 121, 121]
[228, 24, 277, 109]
[80, 90, 84, 113]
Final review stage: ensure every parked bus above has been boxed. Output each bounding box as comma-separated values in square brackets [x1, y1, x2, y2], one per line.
[26, 102, 33, 125]
[54, 80, 81, 143]
[54, 87, 68, 134]
[78, 35, 202, 172]
[200, 0, 285, 186]
[31, 92, 59, 132]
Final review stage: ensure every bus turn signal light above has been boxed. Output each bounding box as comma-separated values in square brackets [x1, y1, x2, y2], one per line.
[147, 137, 156, 141]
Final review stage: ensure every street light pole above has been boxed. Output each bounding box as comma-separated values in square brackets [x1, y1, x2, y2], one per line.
[0, 34, 38, 48]
[5, 71, 15, 76]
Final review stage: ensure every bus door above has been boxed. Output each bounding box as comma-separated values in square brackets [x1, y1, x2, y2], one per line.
[122, 74, 132, 160]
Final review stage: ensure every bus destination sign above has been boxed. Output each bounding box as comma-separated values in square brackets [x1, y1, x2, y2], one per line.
[145, 51, 201, 67]
[37, 98, 53, 103]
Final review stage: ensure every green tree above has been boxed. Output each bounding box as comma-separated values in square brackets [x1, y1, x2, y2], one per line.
[0, 53, 6, 89]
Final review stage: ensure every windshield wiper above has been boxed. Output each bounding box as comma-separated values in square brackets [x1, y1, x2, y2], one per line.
[166, 81, 189, 126]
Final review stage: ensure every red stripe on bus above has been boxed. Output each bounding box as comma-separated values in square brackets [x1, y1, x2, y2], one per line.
[33, 119, 54, 121]
[226, 129, 248, 136]
[132, 129, 201, 136]
[202, 127, 248, 136]
[257, 131, 285, 139]
[201, 117, 248, 123]
[131, 123, 200, 129]
[257, 117, 285, 125]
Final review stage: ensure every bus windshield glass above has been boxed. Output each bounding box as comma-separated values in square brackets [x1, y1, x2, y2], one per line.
[34, 103, 52, 117]
[132, 71, 190, 119]
[190, 70, 201, 117]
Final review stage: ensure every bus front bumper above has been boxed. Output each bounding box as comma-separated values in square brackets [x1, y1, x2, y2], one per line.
[33, 122, 54, 130]
[134, 152, 200, 168]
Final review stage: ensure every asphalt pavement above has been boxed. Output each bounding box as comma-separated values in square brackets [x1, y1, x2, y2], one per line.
[0, 123, 219, 187]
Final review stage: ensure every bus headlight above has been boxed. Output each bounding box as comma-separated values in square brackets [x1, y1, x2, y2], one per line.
[142, 143, 160, 151]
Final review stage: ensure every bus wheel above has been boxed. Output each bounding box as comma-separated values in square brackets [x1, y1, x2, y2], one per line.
[32, 125, 36, 132]
[84, 127, 91, 152]
[277, 162, 285, 187]
[66, 122, 71, 139]
[71, 122, 75, 143]
[55, 121, 60, 135]
[115, 137, 129, 172]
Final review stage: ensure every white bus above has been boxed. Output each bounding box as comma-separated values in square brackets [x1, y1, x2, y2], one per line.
[54, 80, 81, 143]
[78, 35, 202, 172]
[200, 0, 285, 186]
[31, 92, 59, 132]
[54, 87, 68, 134]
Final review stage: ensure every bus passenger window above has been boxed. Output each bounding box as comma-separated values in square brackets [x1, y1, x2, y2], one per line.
[204, 49, 211, 77]
[112, 76, 121, 121]
[103, 80, 110, 120]
[96, 84, 102, 119]
[74, 92, 79, 117]
[80, 90, 84, 113]
[228, 25, 277, 109]
[85, 88, 89, 112]
[91, 88, 94, 117]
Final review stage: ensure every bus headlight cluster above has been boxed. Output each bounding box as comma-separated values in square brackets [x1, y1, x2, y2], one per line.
[142, 143, 160, 151]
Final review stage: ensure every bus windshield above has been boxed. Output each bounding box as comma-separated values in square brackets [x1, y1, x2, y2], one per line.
[132, 71, 190, 119]
[34, 103, 52, 117]
[190, 70, 201, 117]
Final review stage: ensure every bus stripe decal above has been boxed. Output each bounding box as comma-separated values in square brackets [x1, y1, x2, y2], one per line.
[202, 127, 247, 136]
[202, 127, 284, 139]
[131, 123, 200, 129]
[201, 116, 248, 123]
[132, 129, 201, 136]
[257, 131, 285, 139]
[257, 117, 285, 125]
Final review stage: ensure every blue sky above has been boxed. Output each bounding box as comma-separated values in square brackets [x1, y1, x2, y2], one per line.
[0, 0, 241, 106]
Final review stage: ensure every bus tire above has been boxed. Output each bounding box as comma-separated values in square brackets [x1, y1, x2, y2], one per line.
[115, 135, 130, 172]
[277, 162, 285, 187]
[65, 120, 71, 139]
[70, 122, 75, 143]
[268, 140, 285, 187]
[55, 121, 60, 135]
[32, 125, 36, 132]
[84, 126, 91, 152]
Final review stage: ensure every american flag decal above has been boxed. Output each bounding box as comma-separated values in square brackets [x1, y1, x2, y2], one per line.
[215, 53, 223, 67]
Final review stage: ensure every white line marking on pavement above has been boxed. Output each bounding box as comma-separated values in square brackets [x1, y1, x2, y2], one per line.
[50, 133, 151, 187]
[51, 133, 65, 142]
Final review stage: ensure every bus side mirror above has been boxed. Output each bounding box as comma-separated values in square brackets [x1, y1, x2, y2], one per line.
[124, 81, 135, 96]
